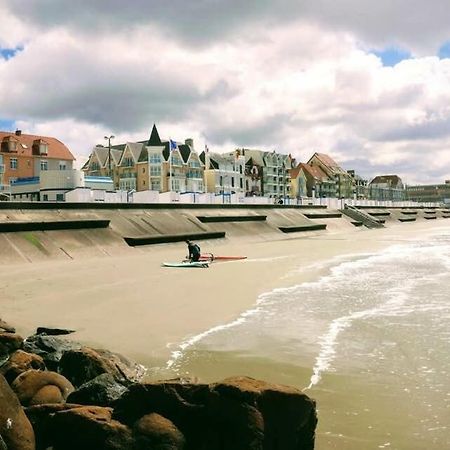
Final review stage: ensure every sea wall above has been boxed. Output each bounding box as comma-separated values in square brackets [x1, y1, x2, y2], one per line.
[0, 202, 447, 264]
[0, 321, 317, 450]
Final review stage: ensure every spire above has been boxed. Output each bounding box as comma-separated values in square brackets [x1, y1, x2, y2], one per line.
[148, 124, 162, 146]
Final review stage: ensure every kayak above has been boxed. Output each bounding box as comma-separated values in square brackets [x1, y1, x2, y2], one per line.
[162, 261, 209, 268]
[199, 254, 247, 262]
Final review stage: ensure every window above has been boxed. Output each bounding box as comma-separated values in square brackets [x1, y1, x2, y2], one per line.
[240, 165, 243, 174]
[231, 177, 235, 188]
[149, 153, 161, 164]
[123, 157, 134, 167]
[59, 161, 67, 170]
[40, 160, 48, 171]
[10, 158, 18, 170]
[150, 166, 161, 176]
[142, 167, 146, 173]
[220, 176, 223, 186]
[143, 180, 146, 185]
[240, 178, 243, 189]
[151, 180, 160, 191]
[56, 194, 64, 201]
[43, 194, 48, 201]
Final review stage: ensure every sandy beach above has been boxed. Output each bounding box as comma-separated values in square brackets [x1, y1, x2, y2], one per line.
[0, 219, 445, 374]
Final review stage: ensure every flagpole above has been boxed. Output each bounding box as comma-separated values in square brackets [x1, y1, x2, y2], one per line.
[169, 138, 172, 194]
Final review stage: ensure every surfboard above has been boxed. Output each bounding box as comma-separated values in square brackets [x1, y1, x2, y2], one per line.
[162, 262, 209, 268]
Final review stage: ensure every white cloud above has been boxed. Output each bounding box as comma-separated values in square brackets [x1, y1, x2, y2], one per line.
[1, 3, 450, 183]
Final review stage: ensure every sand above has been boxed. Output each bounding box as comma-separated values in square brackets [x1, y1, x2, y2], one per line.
[0, 220, 447, 374]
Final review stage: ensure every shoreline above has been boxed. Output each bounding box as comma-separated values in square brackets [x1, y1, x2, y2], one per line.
[1, 219, 447, 378]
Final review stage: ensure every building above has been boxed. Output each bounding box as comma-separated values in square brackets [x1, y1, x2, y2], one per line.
[307, 152, 353, 198]
[368, 175, 405, 201]
[9, 170, 113, 201]
[0, 129, 75, 199]
[289, 165, 308, 199]
[229, 149, 294, 198]
[199, 150, 245, 197]
[347, 169, 368, 199]
[83, 125, 204, 194]
[405, 181, 450, 204]
[297, 163, 336, 198]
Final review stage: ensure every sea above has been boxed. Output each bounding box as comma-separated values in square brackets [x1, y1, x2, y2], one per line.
[165, 226, 450, 450]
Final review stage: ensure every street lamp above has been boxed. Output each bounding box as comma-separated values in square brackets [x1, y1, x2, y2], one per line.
[104, 135, 115, 177]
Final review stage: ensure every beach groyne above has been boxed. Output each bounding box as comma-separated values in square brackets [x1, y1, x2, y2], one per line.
[0, 320, 317, 450]
[0, 203, 448, 264]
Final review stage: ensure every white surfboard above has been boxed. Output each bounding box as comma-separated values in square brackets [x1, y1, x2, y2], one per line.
[162, 261, 209, 268]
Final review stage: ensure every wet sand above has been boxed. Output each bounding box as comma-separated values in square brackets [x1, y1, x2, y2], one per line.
[0, 220, 444, 374]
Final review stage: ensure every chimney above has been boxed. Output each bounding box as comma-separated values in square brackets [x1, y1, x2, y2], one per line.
[185, 138, 194, 148]
[15, 129, 22, 136]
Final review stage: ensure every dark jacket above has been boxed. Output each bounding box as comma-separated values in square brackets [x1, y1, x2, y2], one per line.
[188, 243, 201, 261]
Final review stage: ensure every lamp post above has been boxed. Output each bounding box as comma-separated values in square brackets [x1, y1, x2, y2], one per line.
[104, 135, 115, 178]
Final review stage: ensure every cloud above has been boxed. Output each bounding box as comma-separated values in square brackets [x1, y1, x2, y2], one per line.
[1, 2, 450, 183]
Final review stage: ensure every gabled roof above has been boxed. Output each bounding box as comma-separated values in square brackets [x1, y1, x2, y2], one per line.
[308, 152, 347, 175]
[93, 146, 109, 167]
[178, 144, 192, 164]
[0, 131, 75, 160]
[298, 163, 330, 181]
[370, 175, 403, 186]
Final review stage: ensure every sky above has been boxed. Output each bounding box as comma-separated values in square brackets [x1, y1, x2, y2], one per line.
[1, 1, 450, 184]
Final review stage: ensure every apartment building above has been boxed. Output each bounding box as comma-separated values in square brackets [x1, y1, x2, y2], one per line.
[368, 175, 405, 201]
[0, 129, 75, 198]
[405, 180, 450, 204]
[307, 152, 353, 198]
[83, 124, 204, 193]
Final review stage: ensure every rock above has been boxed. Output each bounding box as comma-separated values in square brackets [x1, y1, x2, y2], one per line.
[114, 376, 317, 450]
[59, 347, 145, 387]
[133, 413, 185, 450]
[0, 350, 46, 384]
[0, 319, 16, 333]
[35, 327, 76, 336]
[212, 376, 317, 450]
[23, 335, 82, 371]
[11, 370, 74, 406]
[25, 404, 81, 450]
[0, 374, 35, 450]
[51, 406, 133, 450]
[0, 332, 23, 359]
[67, 373, 128, 407]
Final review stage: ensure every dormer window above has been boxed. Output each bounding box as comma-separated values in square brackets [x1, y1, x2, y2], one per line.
[1, 136, 18, 152]
[32, 139, 49, 155]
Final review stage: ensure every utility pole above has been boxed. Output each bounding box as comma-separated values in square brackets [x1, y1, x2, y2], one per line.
[104, 135, 115, 178]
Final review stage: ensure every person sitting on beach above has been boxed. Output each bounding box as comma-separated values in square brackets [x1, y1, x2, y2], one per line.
[186, 240, 201, 262]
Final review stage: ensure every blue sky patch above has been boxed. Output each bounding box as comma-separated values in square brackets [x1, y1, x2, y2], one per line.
[0, 46, 23, 61]
[0, 119, 16, 131]
[372, 47, 412, 67]
[438, 41, 450, 59]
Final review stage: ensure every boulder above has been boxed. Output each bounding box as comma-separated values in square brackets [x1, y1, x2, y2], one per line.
[35, 327, 75, 336]
[59, 347, 145, 387]
[0, 332, 23, 359]
[0, 374, 35, 450]
[114, 376, 317, 450]
[212, 376, 317, 450]
[11, 369, 74, 406]
[25, 404, 81, 450]
[133, 413, 185, 450]
[67, 373, 128, 407]
[51, 406, 133, 450]
[23, 335, 82, 371]
[0, 350, 46, 384]
[0, 319, 16, 333]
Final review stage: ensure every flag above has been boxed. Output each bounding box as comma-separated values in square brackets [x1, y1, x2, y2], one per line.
[169, 139, 178, 151]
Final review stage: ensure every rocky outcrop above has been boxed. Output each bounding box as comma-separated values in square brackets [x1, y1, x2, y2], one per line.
[67, 373, 128, 407]
[0, 374, 35, 450]
[0, 319, 16, 333]
[114, 376, 317, 450]
[11, 370, 74, 406]
[0, 351, 46, 384]
[59, 347, 146, 387]
[1, 322, 318, 450]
